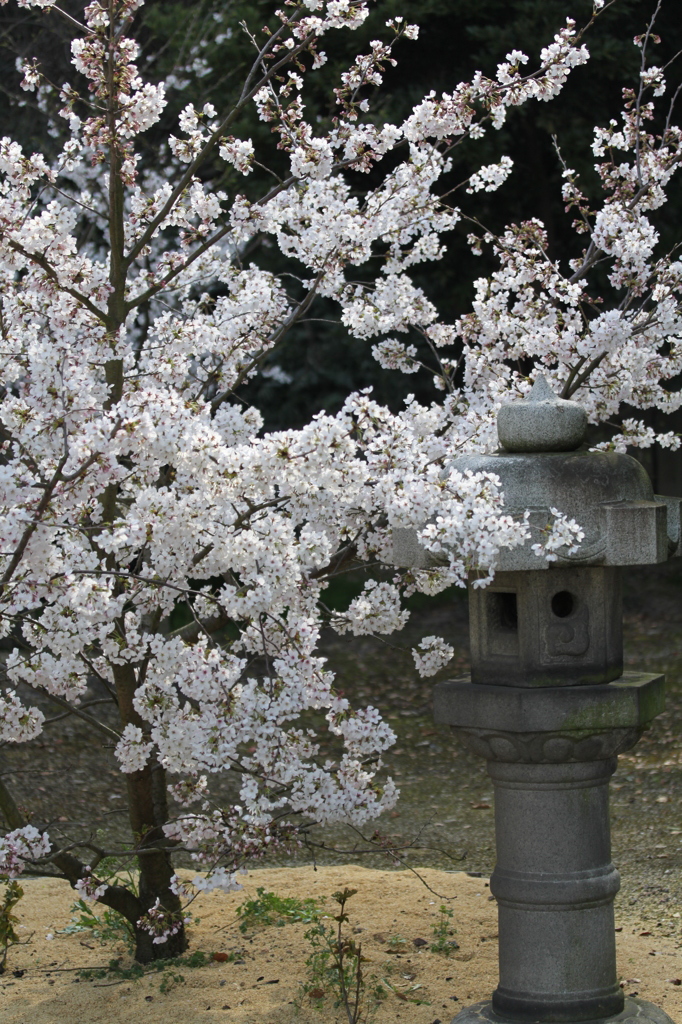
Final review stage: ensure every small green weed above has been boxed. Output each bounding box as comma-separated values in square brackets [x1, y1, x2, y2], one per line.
[59, 897, 135, 950]
[300, 893, 438, 1024]
[300, 887, 378, 1024]
[372, 981, 390, 1001]
[377, 975, 431, 1005]
[78, 957, 145, 983]
[158, 967, 186, 993]
[58, 853, 146, 952]
[78, 949, 215, 993]
[235, 887, 322, 933]
[0, 876, 24, 972]
[429, 903, 459, 955]
[184, 949, 214, 967]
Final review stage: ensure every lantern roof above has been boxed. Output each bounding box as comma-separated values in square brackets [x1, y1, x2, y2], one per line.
[392, 378, 681, 570]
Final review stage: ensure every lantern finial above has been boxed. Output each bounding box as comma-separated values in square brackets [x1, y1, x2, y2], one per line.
[497, 375, 588, 453]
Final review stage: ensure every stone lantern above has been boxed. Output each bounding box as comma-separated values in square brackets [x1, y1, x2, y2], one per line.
[393, 378, 681, 1024]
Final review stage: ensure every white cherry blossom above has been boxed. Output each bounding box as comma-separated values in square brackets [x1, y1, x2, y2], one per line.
[0, 0, 677, 958]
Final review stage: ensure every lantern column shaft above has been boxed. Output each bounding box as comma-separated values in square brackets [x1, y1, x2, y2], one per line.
[434, 670, 671, 1024]
[489, 758, 622, 1022]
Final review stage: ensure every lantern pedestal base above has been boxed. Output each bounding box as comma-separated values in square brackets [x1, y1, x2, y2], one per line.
[450, 996, 674, 1024]
[433, 676, 671, 1024]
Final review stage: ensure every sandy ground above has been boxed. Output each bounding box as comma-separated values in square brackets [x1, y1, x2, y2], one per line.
[2, 865, 681, 1024]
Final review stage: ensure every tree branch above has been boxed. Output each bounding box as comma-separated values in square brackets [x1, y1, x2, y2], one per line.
[4, 240, 107, 324]
[0, 773, 141, 922]
[564, 351, 607, 397]
[167, 611, 230, 644]
[37, 690, 122, 743]
[210, 276, 323, 413]
[124, 27, 314, 266]
[124, 222, 232, 313]
[0, 452, 68, 592]
[43, 698, 115, 725]
[49, 4, 87, 32]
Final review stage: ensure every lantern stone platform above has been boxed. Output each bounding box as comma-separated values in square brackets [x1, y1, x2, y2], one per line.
[393, 378, 681, 1024]
[452, 997, 675, 1023]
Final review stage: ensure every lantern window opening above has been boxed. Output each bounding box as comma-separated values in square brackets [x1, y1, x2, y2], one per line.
[491, 590, 518, 632]
[551, 590, 575, 619]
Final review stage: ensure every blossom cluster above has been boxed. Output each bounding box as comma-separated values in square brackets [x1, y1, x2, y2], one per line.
[412, 636, 455, 678]
[456, 32, 682, 444]
[0, 826, 51, 878]
[74, 867, 108, 901]
[0, 0, 678, 904]
[137, 898, 191, 945]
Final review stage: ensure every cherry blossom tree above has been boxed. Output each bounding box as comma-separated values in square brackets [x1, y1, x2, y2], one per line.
[0, 0, 679, 962]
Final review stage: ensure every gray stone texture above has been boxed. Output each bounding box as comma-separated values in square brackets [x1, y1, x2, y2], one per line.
[657, 494, 681, 554]
[497, 376, 588, 453]
[391, 523, 432, 569]
[467, 567, 623, 686]
[450, 997, 675, 1024]
[434, 673, 664, 1020]
[432, 675, 669, 1021]
[450, 449, 679, 571]
[488, 759, 622, 1022]
[390, 449, 681, 571]
[391, 378, 681, 572]
[433, 672, 665, 743]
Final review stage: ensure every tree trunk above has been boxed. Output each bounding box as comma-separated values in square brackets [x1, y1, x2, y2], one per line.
[0, 774, 183, 963]
[115, 663, 188, 962]
[133, 910, 188, 964]
[123, 767, 188, 963]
